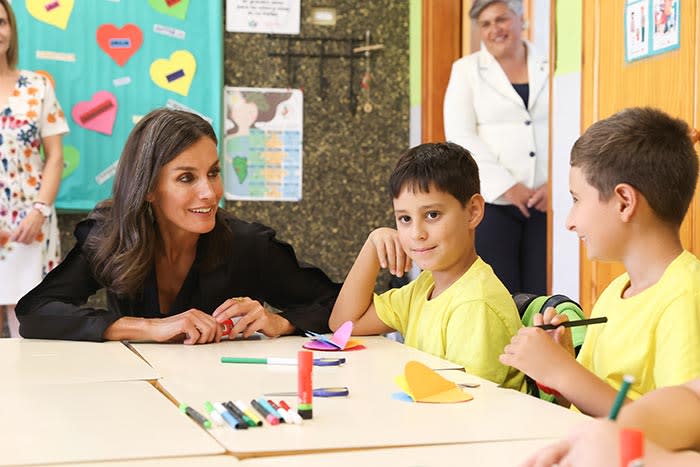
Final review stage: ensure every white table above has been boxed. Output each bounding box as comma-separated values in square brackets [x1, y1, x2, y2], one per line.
[132, 336, 587, 458]
[0, 381, 225, 466]
[0, 338, 158, 385]
[240, 439, 556, 466]
[57, 455, 241, 466]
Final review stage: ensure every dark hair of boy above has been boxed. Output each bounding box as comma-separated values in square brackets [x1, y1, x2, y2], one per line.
[389, 142, 481, 205]
[570, 107, 698, 226]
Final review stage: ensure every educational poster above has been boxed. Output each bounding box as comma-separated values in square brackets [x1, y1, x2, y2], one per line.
[625, 0, 679, 62]
[625, 0, 650, 61]
[15, 1, 223, 210]
[651, 0, 680, 53]
[226, 0, 300, 34]
[223, 87, 303, 202]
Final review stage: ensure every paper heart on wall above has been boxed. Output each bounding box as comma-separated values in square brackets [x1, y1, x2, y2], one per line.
[147, 0, 190, 20]
[96, 24, 143, 67]
[26, 0, 75, 30]
[149, 50, 196, 97]
[71, 91, 118, 135]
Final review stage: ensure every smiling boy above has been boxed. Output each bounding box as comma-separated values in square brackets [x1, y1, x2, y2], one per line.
[329, 142, 525, 390]
[500, 107, 700, 415]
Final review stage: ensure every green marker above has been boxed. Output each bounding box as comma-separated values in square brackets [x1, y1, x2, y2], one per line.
[608, 375, 635, 420]
[203, 401, 224, 426]
[221, 357, 270, 364]
[179, 403, 212, 429]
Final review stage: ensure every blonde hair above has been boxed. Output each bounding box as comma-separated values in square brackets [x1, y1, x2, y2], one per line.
[0, 0, 18, 69]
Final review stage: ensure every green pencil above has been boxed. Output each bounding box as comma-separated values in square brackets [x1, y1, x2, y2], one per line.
[608, 375, 635, 420]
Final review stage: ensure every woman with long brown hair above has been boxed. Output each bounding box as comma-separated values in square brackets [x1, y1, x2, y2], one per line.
[16, 108, 339, 343]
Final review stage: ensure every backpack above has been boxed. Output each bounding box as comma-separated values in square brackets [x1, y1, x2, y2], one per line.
[513, 293, 587, 356]
[512, 293, 587, 400]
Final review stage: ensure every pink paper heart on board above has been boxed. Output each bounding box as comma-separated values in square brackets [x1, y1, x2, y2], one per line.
[71, 91, 118, 135]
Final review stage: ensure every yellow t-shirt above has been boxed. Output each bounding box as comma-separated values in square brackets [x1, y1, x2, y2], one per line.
[373, 257, 525, 391]
[577, 250, 700, 400]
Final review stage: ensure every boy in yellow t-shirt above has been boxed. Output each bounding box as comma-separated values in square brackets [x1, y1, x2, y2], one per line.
[329, 142, 524, 391]
[500, 107, 700, 415]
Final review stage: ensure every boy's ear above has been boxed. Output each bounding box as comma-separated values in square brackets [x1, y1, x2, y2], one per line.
[613, 183, 638, 222]
[466, 193, 485, 228]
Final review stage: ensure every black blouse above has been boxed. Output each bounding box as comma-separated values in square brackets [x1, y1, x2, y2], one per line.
[16, 212, 341, 341]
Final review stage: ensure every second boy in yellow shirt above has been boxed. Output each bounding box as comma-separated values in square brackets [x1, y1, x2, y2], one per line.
[329, 142, 524, 390]
[501, 107, 700, 414]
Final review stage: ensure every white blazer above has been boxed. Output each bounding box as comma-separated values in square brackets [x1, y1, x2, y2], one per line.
[443, 42, 549, 204]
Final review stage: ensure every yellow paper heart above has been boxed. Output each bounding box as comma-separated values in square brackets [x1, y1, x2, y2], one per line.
[404, 361, 473, 403]
[149, 50, 196, 97]
[26, 0, 75, 30]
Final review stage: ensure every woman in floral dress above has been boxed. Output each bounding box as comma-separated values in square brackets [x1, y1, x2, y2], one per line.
[0, 0, 69, 336]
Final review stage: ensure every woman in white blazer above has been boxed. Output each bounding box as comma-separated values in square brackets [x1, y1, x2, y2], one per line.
[444, 0, 548, 294]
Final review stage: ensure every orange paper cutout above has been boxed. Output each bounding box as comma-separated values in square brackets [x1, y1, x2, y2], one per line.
[401, 361, 473, 403]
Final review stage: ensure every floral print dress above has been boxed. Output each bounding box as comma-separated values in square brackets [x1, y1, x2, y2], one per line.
[0, 71, 69, 304]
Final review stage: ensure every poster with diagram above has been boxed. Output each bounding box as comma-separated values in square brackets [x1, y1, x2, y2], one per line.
[625, 0, 680, 62]
[15, 1, 223, 210]
[223, 87, 303, 202]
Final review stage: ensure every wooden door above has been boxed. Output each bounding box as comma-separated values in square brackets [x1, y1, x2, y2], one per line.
[580, 0, 699, 312]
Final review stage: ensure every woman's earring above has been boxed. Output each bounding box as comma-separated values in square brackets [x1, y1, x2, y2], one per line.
[522, 19, 529, 30]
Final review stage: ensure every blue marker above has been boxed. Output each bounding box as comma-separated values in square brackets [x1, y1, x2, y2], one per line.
[257, 397, 285, 423]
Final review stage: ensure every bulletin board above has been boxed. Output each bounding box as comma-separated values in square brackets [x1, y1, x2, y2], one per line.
[15, 1, 223, 210]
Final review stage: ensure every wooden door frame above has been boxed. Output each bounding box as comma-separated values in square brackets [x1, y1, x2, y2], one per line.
[421, 0, 462, 143]
[422, 0, 555, 294]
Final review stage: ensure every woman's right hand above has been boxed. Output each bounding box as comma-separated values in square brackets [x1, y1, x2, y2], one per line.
[149, 309, 223, 344]
[504, 182, 535, 218]
[367, 227, 412, 277]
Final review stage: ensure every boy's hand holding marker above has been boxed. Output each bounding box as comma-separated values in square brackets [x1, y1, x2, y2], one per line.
[499, 307, 577, 394]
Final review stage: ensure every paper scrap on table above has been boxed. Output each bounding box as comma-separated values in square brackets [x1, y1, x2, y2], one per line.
[303, 320, 366, 351]
[394, 361, 473, 403]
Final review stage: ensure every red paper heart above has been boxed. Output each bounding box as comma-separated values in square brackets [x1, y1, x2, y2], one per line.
[96, 24, 143, 67]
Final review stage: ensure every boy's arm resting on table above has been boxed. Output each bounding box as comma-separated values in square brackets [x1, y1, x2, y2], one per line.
[329, 229, 401, 335]
[617, 379, 700, 451]
[500, 326, 628, 416]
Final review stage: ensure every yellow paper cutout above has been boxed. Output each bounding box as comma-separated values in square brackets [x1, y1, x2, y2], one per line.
[149, 50, 196, 97]
[26, 0, 75, 30]
[401, 361, 473, 403]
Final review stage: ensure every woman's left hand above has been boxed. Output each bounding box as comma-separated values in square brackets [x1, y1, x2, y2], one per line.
[527, 184, 548, 212]
[212, 297, 295, 338]
[10, 210, 45, 244]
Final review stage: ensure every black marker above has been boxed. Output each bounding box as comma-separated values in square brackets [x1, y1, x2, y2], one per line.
[536, 316, 608, 330]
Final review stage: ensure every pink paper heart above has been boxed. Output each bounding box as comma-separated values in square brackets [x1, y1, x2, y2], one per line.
[71, 91, 118, 135]
[330, 320, 353, 349]
[302, 321, 354, 351]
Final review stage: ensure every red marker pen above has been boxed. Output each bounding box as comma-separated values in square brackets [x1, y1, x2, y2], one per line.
[298, 350, 313, 419]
